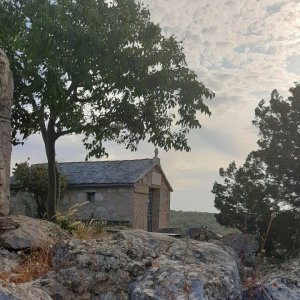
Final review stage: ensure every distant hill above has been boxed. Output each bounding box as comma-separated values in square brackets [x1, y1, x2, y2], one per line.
[169, 210, 240, 236]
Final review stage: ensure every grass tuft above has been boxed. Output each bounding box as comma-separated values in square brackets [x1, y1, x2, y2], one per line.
[0, 243, 52, 284]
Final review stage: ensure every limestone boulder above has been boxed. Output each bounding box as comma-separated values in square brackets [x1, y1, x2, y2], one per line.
[0, 215, 69, 250]
[0, 248, 21, 272]
[129, 239, 241, 299]
[35, 229, 241, 299]
[222, 233, 259, 267]
[243, 258, 300, 300]
[0, 281, 52, 300]
[1, 216, 299, 300]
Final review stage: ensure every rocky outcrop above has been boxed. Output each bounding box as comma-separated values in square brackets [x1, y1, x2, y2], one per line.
[243, 259, 300, 300]
[0, 248, 21, 273]
[0, 215, 69, 250]
[184, 226, 222, 241]
[0, 281, 52, 300]
[222, 233, 259, 267]
[32, 229, 241, 299]
[0, 49, 13, 216]
[0, 224, 240, 299]
[0, 216, 299, 300]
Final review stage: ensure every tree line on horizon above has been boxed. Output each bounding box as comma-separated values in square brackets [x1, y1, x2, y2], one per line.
[169, 210, 239, 236]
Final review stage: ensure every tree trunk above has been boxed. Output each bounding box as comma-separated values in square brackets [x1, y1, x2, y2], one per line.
[55, 164, 60, 212]
[46, 135, 57, 220]
[0, 49, 13, 216]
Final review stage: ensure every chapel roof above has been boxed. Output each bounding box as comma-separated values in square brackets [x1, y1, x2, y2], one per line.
[57, 159, 154, 186]
[11, 157, 173, 190]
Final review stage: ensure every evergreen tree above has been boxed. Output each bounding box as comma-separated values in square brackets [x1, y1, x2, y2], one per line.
[213, 85, 300, 257]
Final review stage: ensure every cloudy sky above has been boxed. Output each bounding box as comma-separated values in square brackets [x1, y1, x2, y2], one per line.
[12, 0, 300, 212]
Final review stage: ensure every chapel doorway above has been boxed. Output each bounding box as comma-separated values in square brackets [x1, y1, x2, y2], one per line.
[147, 189, 154, 231]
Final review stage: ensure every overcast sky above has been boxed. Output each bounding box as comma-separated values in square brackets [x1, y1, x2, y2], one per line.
[11, 0, 300, 212]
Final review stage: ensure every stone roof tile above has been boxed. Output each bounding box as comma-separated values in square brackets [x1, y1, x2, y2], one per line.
[57, 159, 154, 186]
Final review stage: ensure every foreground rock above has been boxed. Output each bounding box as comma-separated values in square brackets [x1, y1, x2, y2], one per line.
[1, 216, 298, 300]
[243, 259, 300, 300]
[0, 281, 52, 300]
[36, 230, 241, 299]
[185, 226, 222, 241]
[0, 215, 69, 250]
[0, 248, 21, 273]
[222, 233, 259, 267]
[0, 49, 13, 216]
[125, 231, 239, 299]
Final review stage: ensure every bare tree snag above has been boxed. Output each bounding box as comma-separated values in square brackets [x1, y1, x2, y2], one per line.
[0, 49, 13, 215]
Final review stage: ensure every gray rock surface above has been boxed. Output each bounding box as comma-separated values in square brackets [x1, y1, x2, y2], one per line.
[0, 216, 298, 300]
[184, 226, 222, 241]
[36, 229, 241, 299]
[0, 49, 13, 216]
[0, 215, 69, 250]
[0, 281, 52, 300]
[0, 248, 21, 272]
[243, 259, 300, 300]
[222, 233, 259, 267]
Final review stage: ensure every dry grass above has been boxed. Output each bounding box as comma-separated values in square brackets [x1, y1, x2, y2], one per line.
[55, 202, 107, 240]
[0, 243, 52, 284]
[73, 220, 107, 240]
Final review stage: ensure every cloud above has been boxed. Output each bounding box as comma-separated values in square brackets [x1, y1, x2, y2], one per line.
[140, 0, 300, 210]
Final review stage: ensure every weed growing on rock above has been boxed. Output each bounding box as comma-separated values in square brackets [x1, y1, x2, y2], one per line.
[73, 219, 107, 240]
[182, 237, 191, 295]
[55, 202, 107, 239]
[241, 213, 277, 299]
[55, 202, 88, 233]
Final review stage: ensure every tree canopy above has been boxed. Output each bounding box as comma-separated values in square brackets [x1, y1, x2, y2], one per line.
[253, 87, 300, 210]
[0, 0, 214, 219]
[13, 160, 66, 218]
[213, 152, 274, 234]
[213, 85, 300, 258]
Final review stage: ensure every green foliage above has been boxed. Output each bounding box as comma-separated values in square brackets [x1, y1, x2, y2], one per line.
[13, 160, 66, 218]
[0, 0, 214, 219]
[213, 85, 300, 258]
[169, 210, 239, 236]
[213, 152, 275, 235]
[253, 87, 300, 210]
[55, 202, 88, 234]
[55, 215, 80, 234]
[55, 202, 107, 239]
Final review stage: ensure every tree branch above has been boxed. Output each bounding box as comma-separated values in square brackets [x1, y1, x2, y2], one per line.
[55, 129, 74, 139]
[31, 98, 48, 145]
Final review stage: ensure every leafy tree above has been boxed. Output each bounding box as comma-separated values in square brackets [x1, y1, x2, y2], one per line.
[213, 86, 300, 257]
[13, 160, 66, 218]
[253, 86, 300, 210]
[213, 152, 275, 235]
[0, 0, 214, 219]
